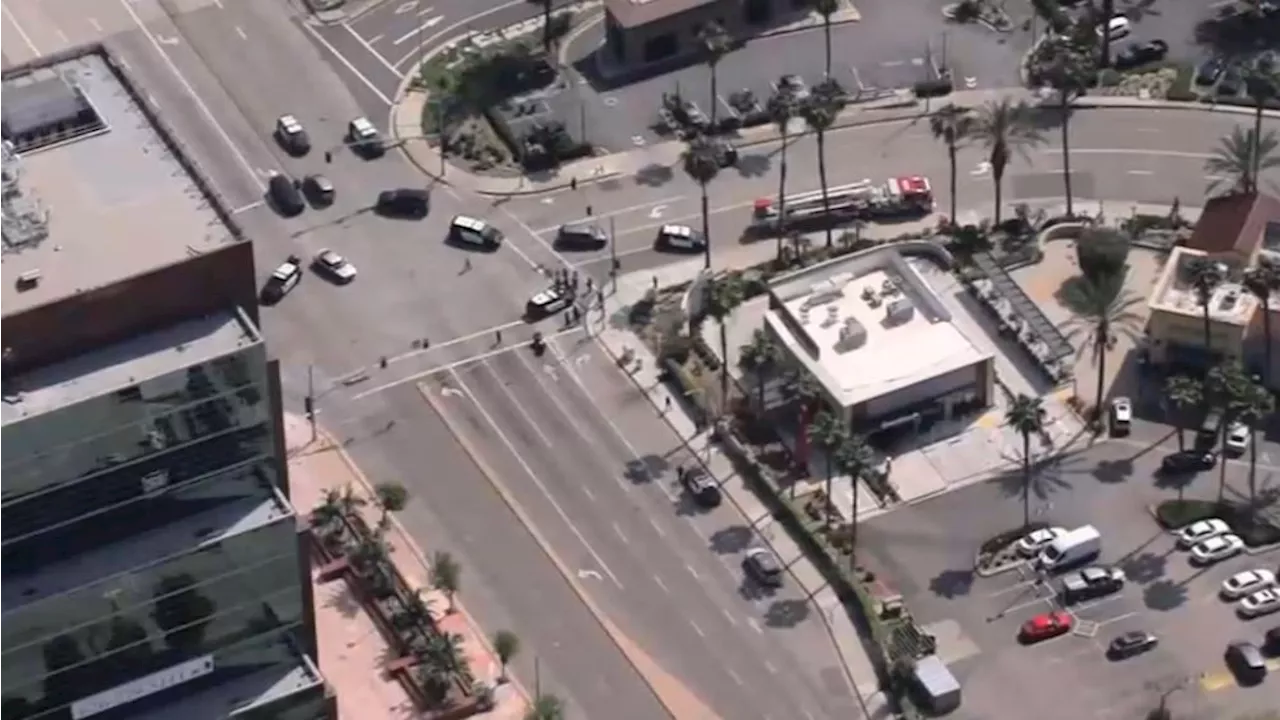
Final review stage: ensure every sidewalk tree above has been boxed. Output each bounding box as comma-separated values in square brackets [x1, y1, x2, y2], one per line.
[1187, 258, 1225, 381]
[1076, 226, 1131, 285]
[1164, 375, 1203, 454]
[351, 528, 393, 578]
[698, 22, 733, 126]
[1232, 378, 1275, 510]
[706, 274, 747, 407]
[311, 488, 346, 539]
[808, 410, 848, 524]
[928, 103, 974, 229]
[374, 481, 409, 523]
[811, 0, 840, 77]
[767, 82, 800, 261]
[1205, 126, 1279, 196]
[1061, 271, 1143, 417]
[1027, 37, 1094, 217]
[1005, 394, 1047, 529]
[738, 328, 781, 415]
[1209, 361, 1255, 502]
[430, 550, 462, 613]
[682, 135, 722, 270]
[525, 692, 567, 720]
[394, 589, 436, 634]
[416, 632, 468, 705]
[969, 97, 1043, 225]
[492, 629, 520, 683]
[151, 574, 216, 653]
[337, 483, 367, 518]
[1245, 58, 1279, 190]
[834, 432, 875, 562]
[1243, 260, 1279, 391]
[801, 80, 848, 249]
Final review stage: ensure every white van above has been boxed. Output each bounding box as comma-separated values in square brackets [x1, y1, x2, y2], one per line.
[449, 215, 503, 249]
[1036, 525, 1102, 572]
[1097, 16, 1131, 42]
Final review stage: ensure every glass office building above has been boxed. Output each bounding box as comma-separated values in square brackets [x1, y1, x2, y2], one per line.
[1, 310, 331, 720]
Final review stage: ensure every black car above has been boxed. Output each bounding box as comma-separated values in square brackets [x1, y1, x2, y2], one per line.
[267, 172, 305, 217]
[1061, 566, 1126, 603]
[1161, 450, 1217, 474]
[1197, 57, 1227, 86]
[679, 466, 721, 508]
[302, 174, 336, 207]
[1113, 40, 1168, 70]
[1225, 641, 1267, 684]
[524, 287, 573, 320]
[1107, 630, 1158, 660]
[743, 547, 784, 588]
[555, 223, 609, 250]
[1265, 626, 1280, 654]
[375, 189, 429, 219]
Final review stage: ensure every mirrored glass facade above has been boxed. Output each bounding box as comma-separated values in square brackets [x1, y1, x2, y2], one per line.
[1, 314, 328, 720]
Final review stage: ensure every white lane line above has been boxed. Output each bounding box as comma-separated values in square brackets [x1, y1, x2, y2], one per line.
[580, 485, 596, 501]
[55, 28, 69, 44]
[3, 5, 41, 56]
[748, 618, 764, 634]
[722, 608, 738, 626]
[653, 575, 670, 594]
[392, 0, 528, 67]
[530, 194, 688, 235]
[648, 517, 666, 538]
[727, 669, 744, 686]
[418, 6, 436, 15]
[342, 23, 405, 78]
[449, 369, 623, 588]
[235, 26, 247, 40]
[386, 319, 523, 366]
[231, 200, 264, 214]
[1126, 170, 1154, 176]
[368, 33, 384, 44]
[116, 0, 267, 190]
[212, 0, 224, 8]
[482, 361, 556, 449]
[612, 521, 628, 543]
[392, 21, 434, 45]
[686, 564, 700, 580]
[1040, 147, 1215, 160]
[689, 619, 707, 638]
[88, 17, 103, 33]
[802, 709, 816, 720]
[763, 660, 777, 674]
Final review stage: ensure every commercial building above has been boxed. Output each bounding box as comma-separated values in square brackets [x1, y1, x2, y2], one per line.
[602, 0, 814, 68]
[763, 246, 995, 435]
[1, 46, 333, 720]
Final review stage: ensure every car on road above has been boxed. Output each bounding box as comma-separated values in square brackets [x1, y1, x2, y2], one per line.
[1223, 569, 1278, 600]
[348, 116, 385, 157]
[1108, 397, 1132, 436]
[1266, 626, 1280, 653]
[376, 189, 430, 219]
[1190, 534, 1245, 566]
[1112, 40, 1168, 70]
[1017, 526, 1066, 557]
[261, 254, 302, 304]
[449, 215, 504, 250]
[311, 249, 357, 284]
[655, 224, 706, 252]
[555, 223, 609, 250]
[1224, 641, 1267, 684]
[1106, 630, 1158, 660]
[1020, 610, 1073, 643]
[524, 287, 572, 319]
[302, 174, 336, 207]
[1225, 421, 1251, 455]
[678, 466, 721, 508]
[1240, 588, 1280, 618]
[274, 114, 310, 156]
[1177, 518, 1231, 548]
[1197, 57, 1227, 86]
[743, 547, 784, 588]
[1096, 15, 1131, 42]
[1061, 566, 1126, 603]
[267, 171, 305, 217]
[1161, 450, 1217, 474]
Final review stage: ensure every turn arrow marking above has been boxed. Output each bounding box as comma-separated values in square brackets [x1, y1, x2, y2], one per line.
[577, 569, 602, 580]
[648, 204, 668, 219]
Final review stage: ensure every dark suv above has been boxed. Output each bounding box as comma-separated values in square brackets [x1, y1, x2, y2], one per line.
[375, 189, 429, 219]
[679, 466, 721, 508]
[1160, 450, 1217, 474]
[555, 223, 609, 250]
[1225, 642, 1267, 685]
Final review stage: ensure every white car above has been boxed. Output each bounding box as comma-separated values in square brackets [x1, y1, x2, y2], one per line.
[656, 224, 706, 252]
[311, 249, 357, 283]
[1222, 569, 1278, 600]
[1190, 533, 1244, 565]
[347, 116, 384, 156]
[1109, 397, 1132, 435]
[1017, 527, 1067, 557]
[274, 114, 310, 154]
[1177, 518, 1230, 548]
[1238, 588, 1280, 618]
[1225, 422, 1251, 455]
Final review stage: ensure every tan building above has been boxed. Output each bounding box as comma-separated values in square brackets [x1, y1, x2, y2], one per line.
[603, 0, 813, 68]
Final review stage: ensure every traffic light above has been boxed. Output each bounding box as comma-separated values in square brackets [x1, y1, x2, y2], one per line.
[304, 395, 315, 419]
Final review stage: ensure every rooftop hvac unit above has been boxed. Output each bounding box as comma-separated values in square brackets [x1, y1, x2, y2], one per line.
[822, 304, 839, 327]
[1218, 289, 1240, 312]
[799, 306, 811, 324]
[834, 316, 867, 353]
[885, 297, 915, 325]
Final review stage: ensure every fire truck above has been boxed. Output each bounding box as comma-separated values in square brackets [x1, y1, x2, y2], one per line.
[747, 176, 935, 235]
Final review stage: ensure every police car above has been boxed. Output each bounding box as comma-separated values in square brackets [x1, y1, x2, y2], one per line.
[449, 215, 504, 250]
[274, 114, 310, 156]
[347, 116, 384, 157]
[261, 254, 303, 304]
[656, 224, 706, 252]
[525, 287, 573, 319]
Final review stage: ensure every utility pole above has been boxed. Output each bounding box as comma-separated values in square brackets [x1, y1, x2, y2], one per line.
[436, 101, 447, 178]
[534, 656, 541, 698]
[609, 215, 619, 295]
[305, 365, 317, 443]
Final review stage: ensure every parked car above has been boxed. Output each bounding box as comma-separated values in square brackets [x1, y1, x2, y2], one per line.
[311, 249, 357, 284]
[1225, 421, 1251, 456]
[375, 188, 429, 218]
[1225, 641, 1267, 684]
[1265, 626, 1280, 653]
[1240, 589, 1280, 618]
[1113, 40, 1168, 70]
[1096, 15, 1131, 42]
[1190, 534, 1245, 565]
[261, 254, 302, 304]
[1109, 397, 1132, 436]
[1061, 566, 1126, 603]
[1017, 527, 1066, 557]
[1196, 57, 1227, 86]
[267, 171, 305, 217]
[274, 114, 310, 155]
[743, 547, 784, 588]
[1177, 518, 1230, 548]
[302, 174, 336, 206]
[1020, 611, 1074, 643]
[1218, 68, 1244, 96]
[679, 466, 721, 508]
[1161, 450, 1217, 474]
[1107, 630, 1158, 659]
[1222, 569, 1278, 600]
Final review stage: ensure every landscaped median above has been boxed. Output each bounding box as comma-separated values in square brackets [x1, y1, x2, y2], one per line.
[1153, 498, 1280, 550]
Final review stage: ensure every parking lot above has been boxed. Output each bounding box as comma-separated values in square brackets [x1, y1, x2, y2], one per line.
[858, 435, 1280, 720]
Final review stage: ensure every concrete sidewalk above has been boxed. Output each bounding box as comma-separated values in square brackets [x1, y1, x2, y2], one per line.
[286, 413, 530, 720]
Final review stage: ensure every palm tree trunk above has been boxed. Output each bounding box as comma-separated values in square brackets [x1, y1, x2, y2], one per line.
[1100, 0, 1114, 67]
[1094, 344, 1107, 421]
[947, 143, 958, 226]
[1059, 93, 1074, 216]
[719, 325, 730, 410]
[701, 185, 712, 270]
[778, 128, 790, 255]
[1174, 421, 1185, 452]
[1262, 299, 1273, 391]
[1217, 424, 1229, 503]
[1248, 427, 1259, 508]
[824, 455, 833, 526]
[709, 64, 719, 127]
[1021, 431, 1032, 528]
[992, 169, 1004, 227]
[1252, 106, 1264, 194]
[823, 19, 833, 78]
[1201, 308, 1213, 385]
[849, 475, 859, 571]
[542, 1, 552, 54]
[818, 129, 833, 248]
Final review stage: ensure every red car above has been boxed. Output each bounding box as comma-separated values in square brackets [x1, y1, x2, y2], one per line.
[1020, 611, 1073, 642]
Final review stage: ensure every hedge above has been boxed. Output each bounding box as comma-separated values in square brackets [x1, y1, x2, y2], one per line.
[1155, 499, 1280, 547]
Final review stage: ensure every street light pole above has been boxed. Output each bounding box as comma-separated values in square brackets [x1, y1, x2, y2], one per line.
[609, 215, 618, 295]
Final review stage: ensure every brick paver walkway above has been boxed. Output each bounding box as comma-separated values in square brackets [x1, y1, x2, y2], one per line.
[285, 413, 530, 720]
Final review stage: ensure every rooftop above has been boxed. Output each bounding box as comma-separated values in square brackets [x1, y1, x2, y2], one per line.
[1150, 246, 1259, 325]
[1184, 192, 1280, 256]
[1, 50, 237, 317]
[1, 309, 260, 425]
[766, 248, 991, 408]
[605, 0, 719, 28]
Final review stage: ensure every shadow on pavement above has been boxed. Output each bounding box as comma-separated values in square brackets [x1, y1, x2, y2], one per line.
[738, 575, 778, 602]
[1119, 551, 1168, 585]
[634, 163, 675, 186]
[764, 598, 811, 628]
[928, 568, 976, 599]
[709, 525, 754, 554]
[1091, 456, 1134, 484]
[1142, 579, 1188, 611]
[734, 153, 771, 178]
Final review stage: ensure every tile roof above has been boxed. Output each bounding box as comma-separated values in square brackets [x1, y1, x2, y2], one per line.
[605, 0, 720, 29]
[1185, 192, 1280, 255]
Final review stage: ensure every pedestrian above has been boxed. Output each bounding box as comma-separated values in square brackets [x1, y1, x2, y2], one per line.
[572, 270, 580, 289]
[379, 356, 388, 369]
[586, 204, 593, 216]
[585, 277, 594, 293]
[570, 177, 578, 191]
[665, 395, 672, 412]
[324, 150, 332, 163]
[462, 257, 471, 273]
[652, 275, 659, 291]
[495, 329, 502, 345]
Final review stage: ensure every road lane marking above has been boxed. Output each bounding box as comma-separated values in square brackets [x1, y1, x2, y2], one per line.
[727, 669, 744, 686]
[689, 619, 706, 638]
[748, 618, 763, 633]
[479, 360, 556, 448]
[54, 27, 69, 44]
[649, 517, 666, 537]
[235, 26, 247, 40]
[392, 18, 441, 45]
[530, 194, 687, 235]
[1126, 170, 1153, 176]
[368, 33, 384, 43]
[612, 522, 628, 543]
[116, 0, 268, 191]
[231, 200, 264, 214]
[723, 608, 739, 626]
[418, 6, 437, 16]
[448, 369, 623, 588]
[3, 4, 40, 54]
[983, 579, 1039, 598]
[88, 17, 103, 33]
[1095, 611, 1138, 626]
[581, 485, 596, 501]
[654, 575, 670, 593]
[1039, 147, 1215, 160]
[1000, 596, 1053, 615]
[212, 0, 224, 8]
[392, 0, 531, 67]
[394, 0, 419, 14]
[341, 23, 404, 78]
[686, 564, 700, 580]
[763, 660, 776, 674]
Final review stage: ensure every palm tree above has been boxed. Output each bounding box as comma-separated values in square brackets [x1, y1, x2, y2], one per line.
[429, 550, 462, 613]
[1245, 58, 1279, 192]
[929, 104, 973, 227]
[1188, 258, 1225, 382]
[697, 22, 733, 126]
[945, 223, 992, 267]
[418, 632, 468, 701]
[312, 488, 346, 536]
[337, 484, 367, 517]
[1243, 260, 1279, 391]
[1035, 39, 1094, 217]
[525, 693, 567, 720]
[682, 135, 722, 270]
[808, 410, 848, 524]
[811, 0, 840, 77]
[1209, 361, 1254, 502]
[1164, 375, 1203, 453]
[834, 433, 874, 564]
[394, 589, 436, 635]
[1061, 272, 1144, 417]
[1233, 379, 1276, 509]
[1205, 126, 1280, 196]
[767, 82, 800, 260]
[970, 98, 1044, 225]
[374, 481, 408, 523]
[706, 274, 747, 407]
[801, 80, 848, 249]
[492, 630, 520, 683]
[350, 527, 392, 576]
[1005, 394, 1047, 529]
[738, 328, 780, 414]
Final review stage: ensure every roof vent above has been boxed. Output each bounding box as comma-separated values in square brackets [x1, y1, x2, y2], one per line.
[885, 297, 915, 325]
[834, 316, 867, 353]
[1218, 289, 1240, 313]
[798, 306, 810, 324]
[821, 305, 839, 327]
[16, 269, 40, 289]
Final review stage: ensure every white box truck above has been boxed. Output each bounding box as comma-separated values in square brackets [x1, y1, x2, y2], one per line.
[909, 654, 961, 714]
[1036, 525, 1101, 572]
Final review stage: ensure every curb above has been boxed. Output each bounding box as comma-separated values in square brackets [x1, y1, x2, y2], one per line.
[299, 416, 534, 705]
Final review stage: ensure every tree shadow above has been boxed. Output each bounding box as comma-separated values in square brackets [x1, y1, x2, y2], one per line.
[1052, 275, 1093, 317]
[764, 599, 811, 628]
[1143, 579, 1187, 611]
[994, 459, 1074, 504]
[624, 458, 654, 484]
[735, 153, 772, 178]
[1119, 552, 1168, 584]
[928, 569, 976, 599]
[1153, 470, 1199, 498]
[709, 525, 754, 554]
[324, 585, 362, 619]
[595, 177, 625, 194]
[673, 493, 705, 517]
[634, 163, 674, 187]
[1092, 457, 1135, 485]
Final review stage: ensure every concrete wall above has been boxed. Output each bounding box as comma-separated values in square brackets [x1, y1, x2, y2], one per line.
[604, 0, 808, 68]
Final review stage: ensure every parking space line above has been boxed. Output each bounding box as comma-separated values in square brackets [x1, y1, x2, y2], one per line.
[717, 94, 736, 117]
[999, 596, 1054, 616]
[1094, 611, 1137, 627]
[653, 575, 669, 594]
[984, 579, 1039, 598]
[368, 33, 384, 44]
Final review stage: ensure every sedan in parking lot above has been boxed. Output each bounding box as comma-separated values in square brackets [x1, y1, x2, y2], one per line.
[1239, 588, 1280, 619]
[1162, 450, 1217, 474]
[1190, 534, 1245, 565]
[1225, 422, 1251, 456]
[311, 249, 357, 284]
[1061, 566, 1126, 603]
[1113, 40, 1168, 70]
[1177, 518, 1230, 548]
[1107, 630, 1158, 660]
[1020, 611, 1073, 643]
[1017, 526, 1066, 557]
[1222, 569, 1277, 600]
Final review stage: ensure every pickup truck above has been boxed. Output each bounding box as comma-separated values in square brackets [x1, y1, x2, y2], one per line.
[1061, 566, 1126, 603]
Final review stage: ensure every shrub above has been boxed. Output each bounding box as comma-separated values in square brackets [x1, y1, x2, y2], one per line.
[1097, 69, 1122, 87]
[979, 522, 1046, 556]
[1156, 500, 1280, 547]
[1166, 64, 1197, 101]
[1153, 499, 1219, 529]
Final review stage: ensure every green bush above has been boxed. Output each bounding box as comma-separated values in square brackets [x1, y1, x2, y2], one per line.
[979, 522, 1046, 556]
[1155, 500, 1280, 546]
[1166, 64, 1197, 101]
[1097, 69, 1122, 87]
[1154, 499, 1221, 529]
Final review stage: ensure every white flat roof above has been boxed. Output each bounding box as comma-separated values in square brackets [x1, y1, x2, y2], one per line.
[766, 249, 990, 408]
